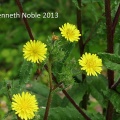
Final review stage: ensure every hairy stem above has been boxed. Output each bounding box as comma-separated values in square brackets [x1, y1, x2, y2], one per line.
[15, 0, 34, 40]
[43, 59, 53, 120]
[104, 0, 114, 120]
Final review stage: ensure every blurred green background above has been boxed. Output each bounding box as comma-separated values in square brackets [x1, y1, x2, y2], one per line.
[0, 0, 120, 120]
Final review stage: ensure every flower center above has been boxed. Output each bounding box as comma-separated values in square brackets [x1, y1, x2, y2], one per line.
[32, 48, 38, 55]
[21, 103, 28, 111]
[86, 60, 94, 68]
[66, 29, 73, 37]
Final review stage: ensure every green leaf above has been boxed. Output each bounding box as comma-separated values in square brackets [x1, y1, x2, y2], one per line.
[88, 112, 105, 120]
[51, 93, 63, 107]
[0, 81, 8, 96]
[19, 60, 33, 84]
[90, 86, 105, 107]
[11, 79, 21, 94]
[62, 42, 75, 63]
[107, 90, 120, 112]
[39, 107, 85, 120]
[27, 81, 49, 106]
[87, 75, 107, 107]
[98, 53, 120, 71]
[98, 53, 120, 64]
[82, 0, 103, 3]
[114, 43, 120, 55]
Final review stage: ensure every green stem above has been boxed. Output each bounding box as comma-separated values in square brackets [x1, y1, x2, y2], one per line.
[43, 58, 53, 120]
[48, 59, 52, 90]
[43, 90, 52, 120]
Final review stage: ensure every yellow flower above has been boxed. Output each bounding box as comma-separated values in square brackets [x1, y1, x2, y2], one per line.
[11, 92, 38, 120]
[59, 23, 81, 42]
[23, 40, 47, 63]
[78, 53, 102, 76]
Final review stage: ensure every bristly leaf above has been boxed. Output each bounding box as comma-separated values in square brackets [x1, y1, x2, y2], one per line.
[98, 53, 120, 71]
[19, 60, 33, 84]
[52, 41, 75, 86]
[62, 42, 75, 62]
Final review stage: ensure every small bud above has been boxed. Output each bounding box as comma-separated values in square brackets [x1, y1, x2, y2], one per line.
[52, 32, 59, 41]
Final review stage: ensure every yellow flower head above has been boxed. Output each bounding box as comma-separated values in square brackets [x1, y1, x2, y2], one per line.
[23, 40, 47, 63]
[78, 53, 102, 76]
[11, 92, 39, 120]
[59, 23, 81, 42]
